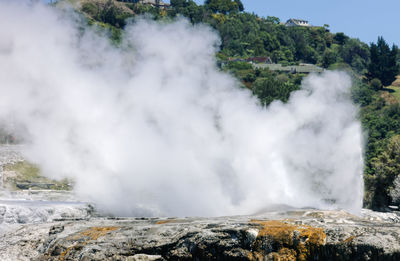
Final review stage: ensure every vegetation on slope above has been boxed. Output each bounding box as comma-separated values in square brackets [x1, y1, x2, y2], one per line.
[3, 161, 72, 191]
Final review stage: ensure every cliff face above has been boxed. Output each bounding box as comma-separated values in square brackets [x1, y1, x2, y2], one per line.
[1, 208, 400, 261]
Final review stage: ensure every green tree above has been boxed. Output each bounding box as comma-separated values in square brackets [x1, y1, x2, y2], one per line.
[265, 16, 280, 24]
[321, 49, 337, 68]
[170, 0, 187, 8]
[205, 0, 244, 14]
[252, 77, 300, 106]
[370, 78, 382, 91]
[367, 134, 400, 210]
[169, 0, 205, 24]
[367, 37, 399, 86]
[333, 32, 349, 45]
[351, 81, 374, 107]
[81, 0, 132, 28]
[339, 38, 370, 73]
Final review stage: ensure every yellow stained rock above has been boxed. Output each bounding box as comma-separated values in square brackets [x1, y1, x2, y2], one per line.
[250, 220, 326, 261]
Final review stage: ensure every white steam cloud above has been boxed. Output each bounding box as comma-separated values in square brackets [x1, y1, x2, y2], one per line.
[0, 1, 363, 216]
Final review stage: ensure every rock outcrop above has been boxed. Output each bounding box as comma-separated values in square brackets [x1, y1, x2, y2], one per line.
[1, 208, 400, 260]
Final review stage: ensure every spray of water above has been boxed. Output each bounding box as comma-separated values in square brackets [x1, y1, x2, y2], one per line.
[0, 1, 364, 216]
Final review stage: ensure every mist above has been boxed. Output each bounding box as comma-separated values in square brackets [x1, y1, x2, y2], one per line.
[0, 1, 363, 216]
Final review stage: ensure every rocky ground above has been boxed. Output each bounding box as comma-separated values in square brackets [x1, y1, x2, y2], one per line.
[0, 144, 24, 166]
[0, 207, 400, 261]
[1, 145, 400, 260]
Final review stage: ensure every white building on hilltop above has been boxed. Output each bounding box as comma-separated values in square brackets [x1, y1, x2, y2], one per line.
[285, 19, 310, 27]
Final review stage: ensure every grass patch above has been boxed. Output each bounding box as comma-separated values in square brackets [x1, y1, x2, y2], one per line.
[386, 85, 400, 103]
[3, 161, 72, 191]
[391, 75, 400, 87]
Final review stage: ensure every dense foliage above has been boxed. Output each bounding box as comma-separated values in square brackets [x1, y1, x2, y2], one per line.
[351, 76, 400, 209]
[224, 61, 302, 105]
[82, 0, 371, 72]
[81, 0, 132, 28]
[367, 37, 399, 86]
[366, 134, 400, 209]
[204, 0, 244, 14]
[76, 0, 400, 211]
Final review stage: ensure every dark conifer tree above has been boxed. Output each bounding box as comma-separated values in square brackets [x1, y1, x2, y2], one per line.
[367, 37, 399, 87]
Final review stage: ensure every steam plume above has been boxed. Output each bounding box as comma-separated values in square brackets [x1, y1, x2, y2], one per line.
[0, 1, 363, 216]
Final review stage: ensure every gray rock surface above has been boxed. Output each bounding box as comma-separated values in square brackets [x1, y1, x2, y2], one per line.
[0, 145, 24, 166]
[0, 200, 93, 225]
[0, 145, 25, 188]
[0, 199, 93, 239]
[0, 209, 399, 261]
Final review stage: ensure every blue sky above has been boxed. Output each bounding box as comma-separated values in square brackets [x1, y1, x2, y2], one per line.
[188, 0, 400, 46]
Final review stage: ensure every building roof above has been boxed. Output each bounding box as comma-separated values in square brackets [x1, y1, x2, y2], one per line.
[286, 19, 310, 27]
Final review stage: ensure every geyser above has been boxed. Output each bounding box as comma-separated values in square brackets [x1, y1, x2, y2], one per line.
[0, 1, 363, 216]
